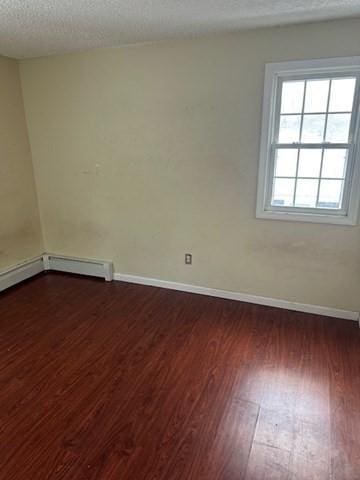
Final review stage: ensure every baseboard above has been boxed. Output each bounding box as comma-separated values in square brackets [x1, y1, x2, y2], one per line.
[43, 254, 113, 281]
[114, 273, 359, 322]
[0, 256, 45, 293]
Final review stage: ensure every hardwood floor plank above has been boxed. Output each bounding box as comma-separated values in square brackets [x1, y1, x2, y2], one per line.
[244, 442, 291, 480]
[252, 406, 296, 452]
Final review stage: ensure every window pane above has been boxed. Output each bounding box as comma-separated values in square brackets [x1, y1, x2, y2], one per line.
[329, 78, 356, 112]
[294, 179, 319, 207]
[272, 178, 295, 206]
[297, 149, 322, 177]
[274, 149, 298, 177]
[301, 114, 326, 142]
[279, 115, 301, 142]
[325, 113, 351, 143]
[318, 179, 343, 208]
[322, 149, 347, 178]
[304, 79, 329, 113]
[281, 81, 305, 113]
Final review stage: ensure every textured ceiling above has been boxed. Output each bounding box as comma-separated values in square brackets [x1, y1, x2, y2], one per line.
[1, 0, 360, 59]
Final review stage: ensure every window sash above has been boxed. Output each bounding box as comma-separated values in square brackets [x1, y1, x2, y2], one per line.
[266, 144, 353, 215]
[273, 75, 359, 144]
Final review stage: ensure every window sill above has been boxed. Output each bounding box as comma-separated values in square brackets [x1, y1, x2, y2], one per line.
[256, 208, 358, 225]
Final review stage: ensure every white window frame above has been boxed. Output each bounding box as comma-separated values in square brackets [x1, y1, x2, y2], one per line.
[256, 56, 360, 225]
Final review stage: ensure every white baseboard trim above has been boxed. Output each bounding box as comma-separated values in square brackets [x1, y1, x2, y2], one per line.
[43, 254, 113, 281]
[114, 273, 359, 322]
[0, 256, 44, 293]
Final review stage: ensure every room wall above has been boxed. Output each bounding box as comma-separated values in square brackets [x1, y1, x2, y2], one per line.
[19, 18, 360, 311]
[0, 56, 43, 270]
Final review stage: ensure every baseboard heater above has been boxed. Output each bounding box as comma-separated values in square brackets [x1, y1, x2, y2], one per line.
[43, 254, 113, 281]
[0, 254, 113, 293]
[0, 256, 44, 293]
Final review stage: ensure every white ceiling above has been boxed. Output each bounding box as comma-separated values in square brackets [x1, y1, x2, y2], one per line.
[1, 0, 360, 59]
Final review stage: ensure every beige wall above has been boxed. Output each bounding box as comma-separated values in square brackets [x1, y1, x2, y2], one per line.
[0, 56, 43, 270]
[20, 18, 360, 311]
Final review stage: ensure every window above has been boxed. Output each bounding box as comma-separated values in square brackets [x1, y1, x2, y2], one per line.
[256, 57, 360, 225]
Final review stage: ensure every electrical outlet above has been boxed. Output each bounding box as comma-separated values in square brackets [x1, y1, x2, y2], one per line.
[185, 253, 192, 265]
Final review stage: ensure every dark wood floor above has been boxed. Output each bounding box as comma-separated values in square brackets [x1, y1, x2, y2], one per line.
[0, 273, 359, 479]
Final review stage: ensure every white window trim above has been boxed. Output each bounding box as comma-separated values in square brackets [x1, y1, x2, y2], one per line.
[256, 56, 360, 225]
